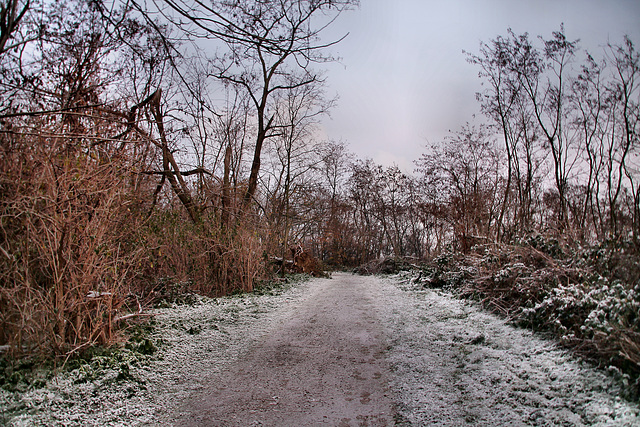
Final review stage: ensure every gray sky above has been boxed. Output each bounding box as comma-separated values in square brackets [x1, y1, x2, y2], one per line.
[318, 0, 640, 172]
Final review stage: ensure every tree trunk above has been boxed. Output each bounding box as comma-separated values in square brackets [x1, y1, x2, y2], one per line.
[222, 144, 232, 227]
[149, 89, 200, 223]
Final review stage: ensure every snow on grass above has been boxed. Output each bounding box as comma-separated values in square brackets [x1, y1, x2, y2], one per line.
[0, 279, 311, 426]
[379, 271, 639, 426]
[143, 281, 313, 425]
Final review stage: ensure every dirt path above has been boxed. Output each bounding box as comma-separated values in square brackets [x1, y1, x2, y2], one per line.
[164, 272, 638, 427]
[4, 273, 637, 425]
[175, 273, 396, 426]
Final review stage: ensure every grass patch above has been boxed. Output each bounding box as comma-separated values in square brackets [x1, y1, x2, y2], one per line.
[252, 273, 310, 296]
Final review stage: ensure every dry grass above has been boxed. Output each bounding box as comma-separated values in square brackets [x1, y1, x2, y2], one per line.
[0, 118, 271, 361]
[0, 107, 273, 360]
[137, 211, 268, 299]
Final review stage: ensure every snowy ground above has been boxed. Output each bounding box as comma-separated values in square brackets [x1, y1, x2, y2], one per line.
[1, 279, 316, 426]
[1, 273, 638, 426]
[381, 272, 638, 426]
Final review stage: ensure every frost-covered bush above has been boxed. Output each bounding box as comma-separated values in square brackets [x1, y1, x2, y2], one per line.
[410, 252, 476, 290]
[521, 277, 639, 348]
[516, 273, 640, 399]
[518, 234, 565, 258]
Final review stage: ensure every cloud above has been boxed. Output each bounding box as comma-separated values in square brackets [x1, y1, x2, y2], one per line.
[319, 0, 640, 169]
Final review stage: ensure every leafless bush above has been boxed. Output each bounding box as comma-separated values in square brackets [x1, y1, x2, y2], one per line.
[0, 120, 144, 357]
[137, 208, 267, 300]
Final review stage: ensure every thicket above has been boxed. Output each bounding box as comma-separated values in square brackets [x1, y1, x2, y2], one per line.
[0, 0, 356, 359]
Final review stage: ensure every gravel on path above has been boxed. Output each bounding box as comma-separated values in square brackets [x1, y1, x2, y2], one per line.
[173, 273, 395, 426]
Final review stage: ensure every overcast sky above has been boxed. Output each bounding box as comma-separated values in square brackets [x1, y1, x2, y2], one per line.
[317, 0, 640, 172]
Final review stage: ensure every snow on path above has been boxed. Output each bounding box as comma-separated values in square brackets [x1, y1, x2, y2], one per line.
[155, 272, 638, 426]
[2, 273, 638, 426]
[171, 273, 394, 426]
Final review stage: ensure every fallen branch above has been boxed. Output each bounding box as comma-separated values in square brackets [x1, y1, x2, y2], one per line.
[114, 312, 155, 323]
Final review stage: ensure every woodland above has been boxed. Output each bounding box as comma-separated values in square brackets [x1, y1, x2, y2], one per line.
[0, 0, 639, 396]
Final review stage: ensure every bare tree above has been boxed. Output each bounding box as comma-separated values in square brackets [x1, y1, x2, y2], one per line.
[262, 79, 331, 265]
[416, 124, 502, 252]
[569, 51, 607, 239]
[153, 0, 357, 208]
[516, 28, 579, 232]
[466, 33, 521, 240]
[470, 28, 586, 237]
[314, 140, 353, 263]
[608, 37, 640, 242]
[0, 0, 30, 55]
[347, 160, 383, 262]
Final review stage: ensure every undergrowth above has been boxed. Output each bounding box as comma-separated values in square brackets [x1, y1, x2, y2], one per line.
[1, 324, 158, 395]
[252, 273, 311, 296]
[0, 339, 155, 424]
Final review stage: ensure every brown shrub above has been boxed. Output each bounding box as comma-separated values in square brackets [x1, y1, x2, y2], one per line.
[0, 121, 144, 357]
[290, 244, 326, 277]
[137, 210, 268, 299]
